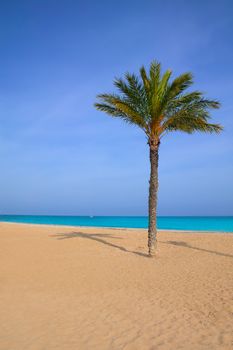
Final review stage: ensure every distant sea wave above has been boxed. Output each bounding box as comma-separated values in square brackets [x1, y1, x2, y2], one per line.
[1, 215, 233, 232]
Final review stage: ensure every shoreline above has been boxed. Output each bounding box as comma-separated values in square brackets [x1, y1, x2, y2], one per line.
[1, 221, 233, 235]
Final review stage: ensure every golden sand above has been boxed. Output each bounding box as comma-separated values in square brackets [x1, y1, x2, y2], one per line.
[0, 222, 233, 350]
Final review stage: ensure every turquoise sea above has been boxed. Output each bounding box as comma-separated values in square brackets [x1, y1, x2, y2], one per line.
[0, 215, 233, 232]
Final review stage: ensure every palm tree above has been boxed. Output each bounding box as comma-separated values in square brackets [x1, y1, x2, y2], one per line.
[94, 61, 222, 257]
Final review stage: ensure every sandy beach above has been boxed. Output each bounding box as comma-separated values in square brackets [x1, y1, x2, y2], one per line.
[0, 222, 233, 350]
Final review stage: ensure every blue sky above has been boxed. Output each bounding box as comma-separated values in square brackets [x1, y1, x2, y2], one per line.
[0, 0, 232, 216]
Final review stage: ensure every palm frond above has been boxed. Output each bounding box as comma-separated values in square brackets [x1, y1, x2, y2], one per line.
[165, 115, 223, 134]
[149, 60, 161, 85]
[151, 69, 172, 117]
[162, 102, 222, 134]
[95, 93, 147, 130]
[167, 72, 193, 99]
[114, 74, 149, 117]
[140, 65, 150, 95]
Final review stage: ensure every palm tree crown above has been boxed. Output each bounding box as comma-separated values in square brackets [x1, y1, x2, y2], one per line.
[95, 61, 222, 146]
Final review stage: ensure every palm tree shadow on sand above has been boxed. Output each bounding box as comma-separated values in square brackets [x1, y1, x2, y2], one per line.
[50, 231, 149, 258]
[50, 233, 233, 259]
[160, 240, 233, 258]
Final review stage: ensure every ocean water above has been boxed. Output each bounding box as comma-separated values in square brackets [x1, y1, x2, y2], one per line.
[0, 215, 233, 232]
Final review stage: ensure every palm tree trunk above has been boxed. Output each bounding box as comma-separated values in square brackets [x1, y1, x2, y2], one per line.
[148, 140, 159, 257]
